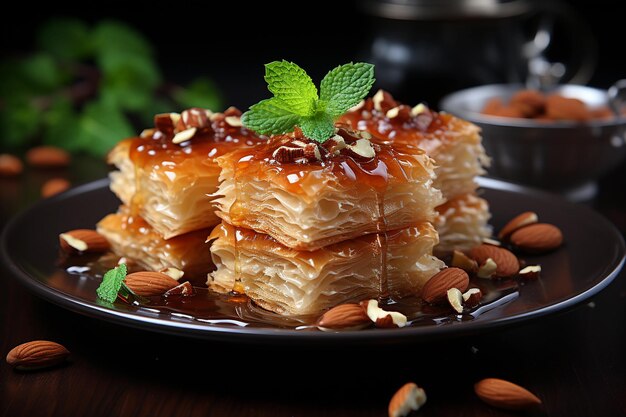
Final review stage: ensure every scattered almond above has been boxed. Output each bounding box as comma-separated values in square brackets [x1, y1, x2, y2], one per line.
[26, 146, 70, 168]
[498, 211, 539, 239]
[388, 382, 427, 417]
[6, 340, 70, 370]
[124, 271, 179, 296]
[362, 299, 407, 328]
[41, 178, 70, 197]
[59, 229, 110, 254]
[164, 281, 195, 296]
[474, 378, 542, 410]
[469, 244, 519, 277]
[510, 223, 563, 253]
[0, 154, 23, 177]
[172, 127, 197, 144]
[421, 268, 469, 304]
[316, 303, 371, 331]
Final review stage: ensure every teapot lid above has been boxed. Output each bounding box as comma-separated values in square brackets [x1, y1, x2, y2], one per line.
[360, 0, 534, 20]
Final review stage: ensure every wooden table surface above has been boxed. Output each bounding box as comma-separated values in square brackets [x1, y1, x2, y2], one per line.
[1, 156, 625, 417]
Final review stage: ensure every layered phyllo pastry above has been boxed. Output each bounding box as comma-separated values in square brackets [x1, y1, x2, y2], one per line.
[340, 90, 489, 200]
[108, 107, 263, 239]
[434, 193, 491, 253]
[208, 221, 444, 315]
[340, 91, 491, 251]
[213, 127, 443, 251]
[97, 206, 212, 278]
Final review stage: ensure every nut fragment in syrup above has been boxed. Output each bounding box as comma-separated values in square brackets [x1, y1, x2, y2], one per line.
[410, 103, 427, 116]
[477, 258, 498, 279]
[159, 267, 185, 280]
[346, 138, 376, 158]
[462, 288, 483, 307]
[164, 281, 195, 296]
[272, 146, 305, 163]
[363, 299, 407, 328]
[451, 250, 478, 274]
[373, 89, 385, 111]
[447, 288, 464, 314]
[518, 265, 541, 280]
[224, 116, 242, 127]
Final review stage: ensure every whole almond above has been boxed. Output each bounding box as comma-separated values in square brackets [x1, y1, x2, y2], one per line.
[475, 378, 542, 410]
[388, 382, 427, 417]
[0, 154, 23, 177]
[6, 340, 70, 370]
[42, 178, 70, 197]
[497, 211, 538, 239]
[26, 146, 70, 168]
[469, 244, 519, 278]
[59, 229, 110, 254]
[510, 223, 563, 253]
[421, 268, 469, 304]
[317, 303, 370, 331]
[124, 271, 179, 296]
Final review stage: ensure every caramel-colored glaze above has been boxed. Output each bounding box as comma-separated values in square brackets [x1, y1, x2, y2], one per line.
[220, 126, 426, 196]
[339, 91, 463, 157]
[128, 107, 261, 171]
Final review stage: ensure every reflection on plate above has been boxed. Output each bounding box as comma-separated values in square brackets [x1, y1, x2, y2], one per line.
[1, 178, 624, 345]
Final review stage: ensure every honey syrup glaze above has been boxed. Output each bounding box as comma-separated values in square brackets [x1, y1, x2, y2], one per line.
[63, 251, 520, 330]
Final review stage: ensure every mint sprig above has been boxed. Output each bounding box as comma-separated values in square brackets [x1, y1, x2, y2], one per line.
[96, 263, 129, 303]
[242, 61, 375, 142]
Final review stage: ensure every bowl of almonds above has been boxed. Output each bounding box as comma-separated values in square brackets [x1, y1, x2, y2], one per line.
[440, 83, 626, 199]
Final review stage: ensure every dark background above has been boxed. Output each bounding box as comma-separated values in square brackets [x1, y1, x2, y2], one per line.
[2, 0, 622, 110]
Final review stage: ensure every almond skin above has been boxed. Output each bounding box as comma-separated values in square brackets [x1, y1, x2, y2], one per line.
[26, 146, 71, 168]
[316, 303, 370, 331]
[41, 178, 70, 197]
[475, 378, 542, 410]
[0, 154, 23, 177]
[510, 223, 563, 253]
[164, 281, 195, 296]
[6, 340, 70, 370]
[388, 382, 427, 417]
[421, 268, 469, 304]
[124, 271, 179, 296]
[59, 229, 110, 254]
[469, 244, 519, 278]
[497, 211, 538, 239]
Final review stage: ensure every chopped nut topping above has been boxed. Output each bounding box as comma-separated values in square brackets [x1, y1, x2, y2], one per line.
[411, 103, 427, 116]
[386, 106, 401, 118]
[477, 258, 498, 278]
[172, 127, 197, 144]
[373, 90, 385, 111]
[346, 138, 376, 158]
[224, 116, 242, 127]
[303, 143, 322, 160]
[272, 146, 305, 163]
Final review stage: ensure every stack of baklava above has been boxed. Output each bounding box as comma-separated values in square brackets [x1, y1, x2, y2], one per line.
[208, 127, 445, 316]
[97, 107, 262, 278]
[340, 90, 491, 253]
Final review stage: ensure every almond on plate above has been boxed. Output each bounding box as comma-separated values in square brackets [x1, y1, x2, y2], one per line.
[59, 229, 110, 254]
[421, 267, 469, 304]
[124, 271, 180, 296]
[468, 244, 519, 278]
[510, 223, 563, 253]
[316, 303, 370, 331]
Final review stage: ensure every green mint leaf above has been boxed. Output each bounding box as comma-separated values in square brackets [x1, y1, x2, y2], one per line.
[264, 60, 318, 116]
[0, 97, 41, 148]
[75, 98, 135, 157]
[242, 98, 300, 135]
[96, 263, 128, 303]
[37, 18, 92, 60]
[92, 20, 153, 60]
[320, 62, 375, 117]
[300, 112, 335, 143]
[42, 97, 82, 152]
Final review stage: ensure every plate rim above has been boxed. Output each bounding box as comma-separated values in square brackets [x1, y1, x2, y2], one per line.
[2, 178, 624, 344]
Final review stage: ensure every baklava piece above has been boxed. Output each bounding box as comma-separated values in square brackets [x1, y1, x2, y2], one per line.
[213, 127, 443, 251]
[208, 222, 444, 316]
[97, 207, 213, 279]
[434, 193, 491, 253]
[340, 90, 489, 200]
[108, 107, 263, 239]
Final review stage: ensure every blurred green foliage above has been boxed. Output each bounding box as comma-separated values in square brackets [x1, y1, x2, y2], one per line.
[0, 18, 222, 156]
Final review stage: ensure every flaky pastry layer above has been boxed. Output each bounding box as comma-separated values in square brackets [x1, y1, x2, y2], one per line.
[207, 222, 444, 316]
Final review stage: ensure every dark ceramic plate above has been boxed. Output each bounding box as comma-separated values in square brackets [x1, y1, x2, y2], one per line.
[1, 178, 624, 345]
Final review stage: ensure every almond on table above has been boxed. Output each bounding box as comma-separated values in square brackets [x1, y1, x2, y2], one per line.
[26, 146, 71, 168]
[0, 153, 23, 177]
[6, 340, 70, 371]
